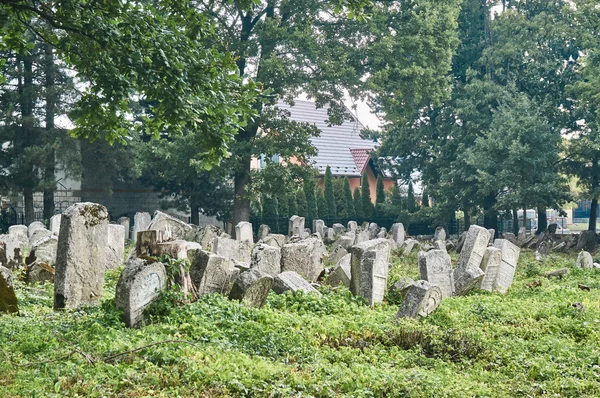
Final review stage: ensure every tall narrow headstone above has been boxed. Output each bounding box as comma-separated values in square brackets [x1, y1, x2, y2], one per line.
[313, 219, 325, 238]
[391, 223, 405, 247]
[288, 216, 305, 237]
[433, 227, 446, 242]
[347, 221, 358, 232]
[235, 221, 254, 245]
[350, 238, 391, 305]
[133, 212, 151, 243]
[118, 217, 131, 242]
[418, 249, 454, 298]
[54, 203, 109, 309]
[478, 246, 502, 292]
[493, 239, 520, 293]
[49, 214, 62, 236]
[106, 224, 126, 269]
[453, 225, 490, 295]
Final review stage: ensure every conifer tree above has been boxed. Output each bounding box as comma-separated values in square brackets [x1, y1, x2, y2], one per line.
[324, 166, 336, 218]
[296, 189, 308, 217]
[361, 171, 373, 218]
[407, 182, 416, 213]
[288, 192, 298, 218]
[354, 187, 363, 219]
[375, 175, 385, 215]
[344, 177, 356, 219]
[304, 174, 318, 220]
[421, 189, 429, 207]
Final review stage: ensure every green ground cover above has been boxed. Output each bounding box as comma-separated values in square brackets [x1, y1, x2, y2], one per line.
[1, 250, 599, 397]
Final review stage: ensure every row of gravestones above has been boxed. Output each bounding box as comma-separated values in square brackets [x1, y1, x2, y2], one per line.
[396, 225, 521, 318]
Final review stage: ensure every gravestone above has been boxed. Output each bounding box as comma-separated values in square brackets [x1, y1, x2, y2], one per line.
[148, 211, 195, 241]
[115, 258, 167, 327]
[536, 241, 550, 261]
[212, 236, 251, 263]
[26, 236, 58, 267]
[347, 221, 358, 232]
[455, 231, 467, 253]
[402, 239, 419, 256]
[229, 269, 273, 308]
[332, 223, 345, 236]
[281, 237, 325, 282]
[189, 249, 235, 296]
[576, 250, 593, 269]
[433, 240, 447, 252]
[395, 280, 442, 319]
[0, 265, 18, 313]
[251, 243, 281, 276]
[195, 225, 221, 251]
[376, 228, 387, 239]
[453, 225, 490, 295]
[350, 238, 391, 305]
[288, 215, 305, 236]
[368, 223, 379, 239]
[49, 214, 62, 236]
[576, 230, 597, 252]
[391, 223, 405, 248]
[156, 240, 188, 260]
[493, 239, 521, 294]
[133, 212, 152, 243]
[326, 245, 348, 266]
[433, 227, 446, 242]
[334, 235, 354, 250]
[258, 224, 270, 240]
[326, 253, 351, 288]
[262, 234, 286, 248]
[272, 271, 320, 295]
[390, 277, 415, 299]
[27, 221, 46, 239]
[29, 228, 52, 247]
[26, 262, 54, 284]
[354, 229, 370, 245]
[54, 203, 109, 309]
[235, 221, 253, 245]
[454, 266, 484, 296]
[324, 228, 336, 244]
[0, 234, 23, 269]
[105, 224, 126, 269]
[517, 227, 528, 246]
[478, 247, 502, 292]
[418, 249, 454, 298]
[487, 229, 496, 245]
[136, 230, 163, 257]
[313, 220, 325, 238]
[117, 217, 131, 242]
[9, 225, 27, 238]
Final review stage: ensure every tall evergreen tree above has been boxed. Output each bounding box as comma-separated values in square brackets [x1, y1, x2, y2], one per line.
[344, 177, 356, 219]
[296, 189, 308, 218]
[375, 174, 385, 215]
[354, 187, 363, 219]
[421, 189, 430, 207]
[288, 193, 298, 218]
[361, 171, 373, 219]
[334, 178, 347, 218]
[304, 174, 318, 221]
[316, 188, 326, 220]
[324, 166, 336, 218]
[407, 182, 416, 213]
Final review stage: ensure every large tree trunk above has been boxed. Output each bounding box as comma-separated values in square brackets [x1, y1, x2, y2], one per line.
[522, 205, 527, 230]
[483, 192, 498, 231]
[21, 50, 36, 225]
[588, 155, 599, 232]
[24, 187, 34, 225]
[512, 208, 519, 235]
[190, 202, 200, 225]
[463, 208, 471, 231]
[43, 44, 56, 221]
[536, 205, 547, 234]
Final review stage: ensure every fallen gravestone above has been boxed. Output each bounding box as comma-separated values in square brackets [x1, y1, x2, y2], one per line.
[26, 262, 54, 284]
[272, 271, 320, 295]
[493, 239, 521, 293]
[350, 238, 392, 305]
[368, 223, 380, 239]
[148, 211, 196, 241]
[54, 203, 109, 309]
[0, 265, 18, 313]
[395, 280, 442, 319]
[229, 269, 273, 308]
[251, 243, 281, 276]
[418, 249, 454, 298]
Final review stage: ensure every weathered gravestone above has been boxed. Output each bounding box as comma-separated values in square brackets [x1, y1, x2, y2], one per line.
[281, 237, 325, 282]
[493, 239, 521, 293]
[235, 221, 253, 245]
[576, 250, 594, 269]
[288, 215, 305, 236]
[26, 236, 58, 267]
[487, 229, 496, 245]
[115, 258, 167, 327]
[195, 225, 221, 251]
[390, 277, 415, 299]
[49, 214, 62, 236]
[212, 236, 251, 263]
[391, 223, 405, 248]
[258, 224, 270, 240]
[576, 230, 597, 252]
[478, 247, 502, 292]
[354, 229, 370, 245]
[536, 241, 550, 261]
[229, 269, 273, 308]
[0, 265, 18, 313]
[28, 221, 46, 239]
[418, 249, 454, 298]
[453, 225, 490, 295]
[433, 240, 447, 252]
[29, 228, 52, 247]
[433, 227, 446, 242]
[136, 230, 164, 257]
[54, 203, 109, 309]
[133, 212, 152, 243]
[402, 239, 419, 256]
[376, 228, 387, 239]
[324, 228, 336, 244]
[326, 245, 348, 266]
[368, 223, 380, 239]
[395, 280, 442, 319]
[333, 223, 345, 236]
[9, 225, 29, 252]
[156, 240, 188, 260]
[148, 211, 196, 241]
[262, 234, 286, 248]
[105, 224, 126, 269]
[26, 262, 54, 284]
[251, 243, 281, 276]
[350, 238, 391, 305]
[188, 249, 235, 296]
[312, 219, 325, 238]
[272, 271, 320, 295]
[0, 234, 23, 269]
[347, 221, 358, 232]
[117, 217, 131, 242]
[327, 253, 351, 288]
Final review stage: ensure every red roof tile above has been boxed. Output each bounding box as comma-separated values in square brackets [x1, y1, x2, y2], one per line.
[350, 148, 372, 174]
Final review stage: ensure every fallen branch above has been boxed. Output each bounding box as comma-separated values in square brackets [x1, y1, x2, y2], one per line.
[102, 339, 203, 363]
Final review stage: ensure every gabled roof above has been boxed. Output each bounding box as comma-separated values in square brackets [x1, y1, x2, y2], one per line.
[276, 100, 378, 177]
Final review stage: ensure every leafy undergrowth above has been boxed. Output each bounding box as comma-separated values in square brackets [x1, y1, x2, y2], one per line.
[1, 251, 600, 397]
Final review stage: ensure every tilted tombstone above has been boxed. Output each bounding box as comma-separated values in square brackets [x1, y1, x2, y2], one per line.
[402, 239, 419, 256]
[347, 221, 358, 232]
[229, 269, 273, 308]
[478, 247, 502, 292]
[350, 238, 392, 305]
[390, 277, 415, 299]
[251, 243, 281, 277]
[418, 249, 454, 298]
[148, 211, 196, 241]
[455, 231, 467, 253]
[332, 223, 345, 236]
[117, 217, 131, 242]
[26, 262, 54, 284]
[517, 227, 528, 246]
[0, 265, 18, 313]
[493, 239, 521, 294]
[189, 249, 235, 296]
[258, 224, 270, 240]
[576, 250, 593, 269]
[326, 253, 351, 288]
[235, 221, 254, 245]
[49, 214, 62, 236]
[0, 234, 23, 269]
[391, 223, 405, 248]
[29, 228, 52, 247]
[288, 215, 305, 237]
[433, 227, 446, 242]
[395, 280, 442, 319]
[313, 219, 326, 238]
[326, 245, 348, 266]
[105, 224, 126, 269]
[272, 270, 320, 295]
[262, 234, 286, 249]
[195, 225, 221, 251]
[368, 223, 380, 240]
[487, 229, 495, 245]
[115, 258, 167, 327]
[26, 236, 58, 267]
[281, 237, 325, 282]
[433, 240, 447, 252]
[453, 225, 490, 295]
[54, 203, 109, 309]
[212, 236, 251, 263]
[133, 212, 152, 243]
[156, 240, 189, 260]
[576, 230, 597, 252]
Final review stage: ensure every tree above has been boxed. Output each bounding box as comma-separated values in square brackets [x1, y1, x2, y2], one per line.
[407, 182, 416, 213]
[261, 193, 279, 231]
[296, 189, 308, 218]
[288, 193, 298, 219]
[304, 173, 318, 221]
[324, 166, 336, 219]
[334, 178, 347, 218]
[316, 188, 326, 220]
[361, 171, 372, 219]
[353, 187, 363, 219]
[375, 175, 385, 215]
[344, 177, 356, 219]
[421, 189, 429, 208]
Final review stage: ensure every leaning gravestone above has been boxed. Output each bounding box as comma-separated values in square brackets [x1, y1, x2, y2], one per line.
[262, 234, 286, 248]
[212, 236, 251, 263]
[281, 237, 325, 282]
[133, 212, 152, 243]
[115, 258, 167, 327]
[135, 230, 163, 257]
[235, 221, 253, 245]
[478, 246, 502, 292]
[418, 249, 454, 298]
[272, 271, 320, 295]
[347, 221, 358, 232]
[189, 249, 235, 296]
[105, 224, 126, 269]
[117, 217, 131, 242]
[576, 250, 593, 269]
[229, 269, 273, 308]
[350, 238, 392, 305]
[53, 203, 109, 309]
[49, 214, 62, 236]
[288, 215, 305, 237]
[453, 225, 490, 295]
[0, 234, 23, 269]
[156, 240, 188, 260]
[0, 265, 18, 313]
[391, 223, 405, 248]
[354, 229, 370, 245]
[326, 245, 348, 266]
[251, 243, 281, 276]
[29, 228, 52, 247]
[26, 236, 58, 267]
[195, 225, 221, 251]
[148, 211, 196, 241]
[402, 239, 419, 256]
[493, 239, 521, 293]
[395, 280, 442, 319]
[327, 254, 351, 288]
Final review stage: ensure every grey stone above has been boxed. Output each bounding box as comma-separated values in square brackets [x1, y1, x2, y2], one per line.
[0, 265, 18, 313]
[27, 236, 58, 267]
[536, 241, 550, 262]
[334, 236, 354, 251]
[26, 262, 54, 284]
[433, 240, 447, 252]
[212, 236, 251, 263]
[552, 242, 567, 253]
[368, 223, 380, 239]
[54, 203, 109, 309]
[478, 247, 502, 292]
[148, 211, 196, 241]
[229, 269, 273, 308]
[234, 261, 250, 272]
[493, 239, 521, 294]
[327, 254, 351, 288]
[324, 228, 336, 244]
[195, 225, 221, 251]
[576, 230, 597, 252]
[593, 262, 600, 269]
[391, 277, 415, 299]
[115, 258, 167, 327]
[117, 217, 131, 242]
[156, 240, 189, 260]
[547, 223, 558, 234]
[418, 249, 454, 298]
[9, 225, 27, 238]
[395, 280, 443, 319]
[301, 230, 311, 240]
[251, 243, 281, 276]
[29, 228, 52, 247]
[281, 237, 326, 282]
[347, 221, 358, 232]
[133, 212, 152, 243]
[49, 214, 62, 236]
[354, 229, 370, 245]
[105, 224, 126, 269]
[391, 223, 405, 248]
[0, 234, 24, 269]
[487, 229, 496, 245]
[455, 232, 467, 253]
[288, 215, 305, 237]
[258, 224, 270, 240]
[189, 249, 235, 296]
[135, 230, 163, 257]
[454, 266, 485, 296]
[273, 270, 320, 295]
[350, 238, 391, 305]
[376, 228, 388, 239]
[186, 241, 202, 252]
[433, 227, 446, 242]
[332, 223, 345, 235]
[576, 250, 594, 269]
[454, 225, 490, 295]
[326, 245, 348, 266]
[313, 220, 325, 237]
[235, 221, 253, 245]
[402, 239, 419, 256]
[27, 221, 46, 239]
[262, 234, 286, 248]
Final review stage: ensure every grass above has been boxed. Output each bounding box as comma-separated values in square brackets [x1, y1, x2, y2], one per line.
[1, 250, 599, 397]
